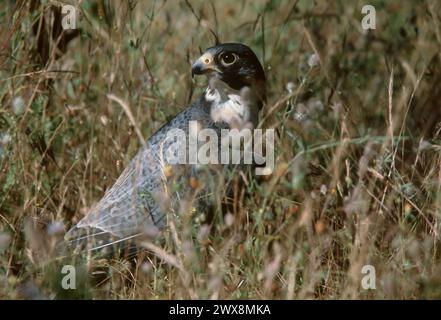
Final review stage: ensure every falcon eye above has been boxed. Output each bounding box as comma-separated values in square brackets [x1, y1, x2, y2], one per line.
[219, 52, 237, 66]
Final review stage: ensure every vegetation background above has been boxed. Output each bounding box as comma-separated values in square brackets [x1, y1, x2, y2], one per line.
[1, 0, 441, 299]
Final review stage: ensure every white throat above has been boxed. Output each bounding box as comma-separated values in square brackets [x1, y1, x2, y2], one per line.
[205, 78, 251, 128]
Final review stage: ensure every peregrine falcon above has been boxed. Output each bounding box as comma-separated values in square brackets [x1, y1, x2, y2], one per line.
[65, 43, 266, 251]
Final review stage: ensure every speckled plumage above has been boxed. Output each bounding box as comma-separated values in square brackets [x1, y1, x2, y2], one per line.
[65, 95, 225, 240]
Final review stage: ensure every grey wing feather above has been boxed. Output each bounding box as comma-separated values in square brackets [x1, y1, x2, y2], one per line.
[65, 98, 214, 244]
[65, 145, 167, 240]
[65, 99, 208, 242]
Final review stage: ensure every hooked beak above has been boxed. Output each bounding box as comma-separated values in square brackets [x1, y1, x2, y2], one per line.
[191, 52, 219, 78]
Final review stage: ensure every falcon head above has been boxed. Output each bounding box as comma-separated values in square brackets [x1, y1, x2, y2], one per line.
[192, 43, 266, 102]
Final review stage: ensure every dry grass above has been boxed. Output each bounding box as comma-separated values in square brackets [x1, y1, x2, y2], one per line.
[1, 0, 441, 299]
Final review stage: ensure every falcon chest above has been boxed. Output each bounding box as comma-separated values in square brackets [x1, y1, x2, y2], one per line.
[204, 81, 250, 127]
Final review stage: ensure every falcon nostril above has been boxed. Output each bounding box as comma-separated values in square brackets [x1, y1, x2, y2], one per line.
[204, 58, 210, 64]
